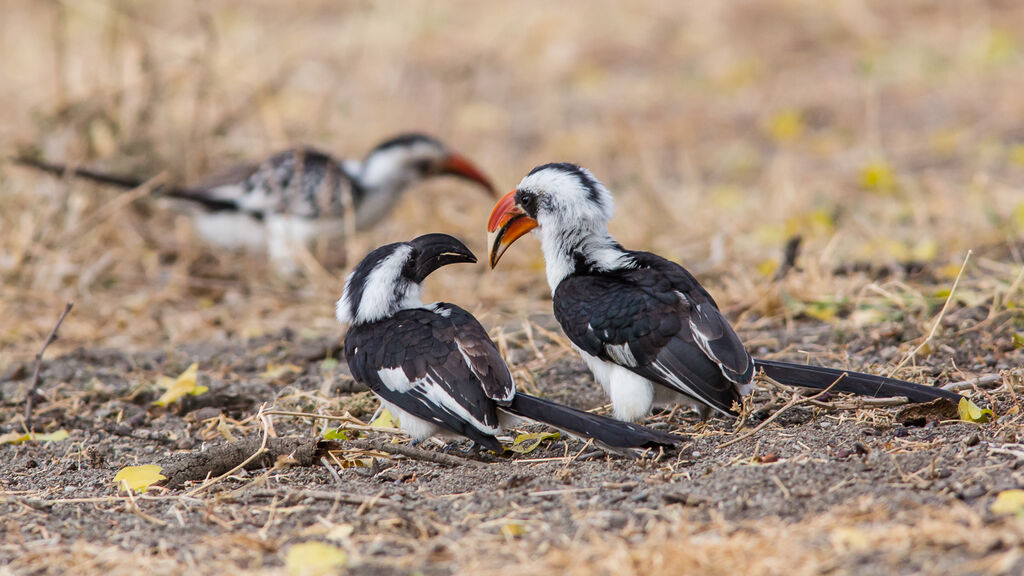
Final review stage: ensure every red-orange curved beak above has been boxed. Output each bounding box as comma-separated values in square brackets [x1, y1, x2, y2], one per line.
[487, 189, 538, 268]
[439, 153, 496, 196]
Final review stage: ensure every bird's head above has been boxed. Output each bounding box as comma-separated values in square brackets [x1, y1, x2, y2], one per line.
[360, 133, 495, 196]
[487, 163, 615, 268]
[336, 233, 477, 326]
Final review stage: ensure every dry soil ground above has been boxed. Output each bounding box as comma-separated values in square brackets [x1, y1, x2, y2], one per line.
[2, 273, 1024, 575]
[3, 1, 1024, 575]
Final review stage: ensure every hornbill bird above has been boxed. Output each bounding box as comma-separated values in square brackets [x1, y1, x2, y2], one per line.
[13, 134, 494, 273]
[337, 233, 681, 452]
[487, 163, 961, 422]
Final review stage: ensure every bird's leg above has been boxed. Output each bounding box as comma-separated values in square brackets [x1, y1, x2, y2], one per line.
[367, 405, 383, 424]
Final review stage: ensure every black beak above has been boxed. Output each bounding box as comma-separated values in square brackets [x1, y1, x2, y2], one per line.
[408, 233, 477, 282]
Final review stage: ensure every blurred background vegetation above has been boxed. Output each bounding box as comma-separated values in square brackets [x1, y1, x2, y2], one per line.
[2, 0, 1023, 368]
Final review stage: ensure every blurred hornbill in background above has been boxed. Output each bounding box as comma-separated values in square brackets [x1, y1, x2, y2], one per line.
[337, 233, 680, 453]
[487, 163, 961, 422]
[14, 134, 494, 273]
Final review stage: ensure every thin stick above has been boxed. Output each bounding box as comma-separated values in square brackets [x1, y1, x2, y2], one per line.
[942, 373, 1005, 392]
[24, 302, 74, 430]
[320, 457, 344, 485]
[889, 250, 972, 377]
[262, 409, 404, 435]
[719, 375, 845, 450]
[187, 404, 270, 496]
[333, 439, 486, 468]
[245, 488, 396, 507]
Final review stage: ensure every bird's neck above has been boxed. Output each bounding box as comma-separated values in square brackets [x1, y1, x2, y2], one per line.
[351, 152, 422, 229]
[541, 225, 632, 293]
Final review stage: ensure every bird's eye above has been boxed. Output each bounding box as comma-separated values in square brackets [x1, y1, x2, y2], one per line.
[517, 191, 539, 217]
[414, 159, 432, 174]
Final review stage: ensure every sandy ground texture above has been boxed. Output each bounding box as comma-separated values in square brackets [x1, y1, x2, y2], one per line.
[2, 1, 1024, 574]
[3, 276, 1023, 575]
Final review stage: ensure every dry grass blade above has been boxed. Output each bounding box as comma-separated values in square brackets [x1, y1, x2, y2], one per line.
[187, 404, 270, 495]
[23, 301, 74, 430]
[719, 374, 846, 449]
[889, 250, 972, 377]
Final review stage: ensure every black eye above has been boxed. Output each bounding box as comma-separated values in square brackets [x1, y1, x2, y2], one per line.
[414, 159, 432, 174]
[402, 253, 417, 278]
[517, 190, 539, 217]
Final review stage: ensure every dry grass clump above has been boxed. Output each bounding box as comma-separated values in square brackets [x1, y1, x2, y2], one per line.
[2, 0, 1023, 369]
[479, 502, 1024, 576]
[2, 1, 1024, 575]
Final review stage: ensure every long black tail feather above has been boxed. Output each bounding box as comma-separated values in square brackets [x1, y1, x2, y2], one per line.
[506, 393, 682, 451]
[11, 157, 242, 213]
[754, 359, 961, 402]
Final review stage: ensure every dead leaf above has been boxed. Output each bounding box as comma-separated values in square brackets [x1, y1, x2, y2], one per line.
[371, 409, 395, 428]
[113, 464, 166, 493]
[506, 431, 560, 454]
[991, 490, 1024, 517]
[0, 429, 70, 444]
[154, 363, 208, 406]
[285, 541, 348, 576]
[323, 428, 349, 440]
[958, 397, 995, 424]
[896, 398, 959, 427]
[501, 522, 525, 539]
[261, 362, 303, 380]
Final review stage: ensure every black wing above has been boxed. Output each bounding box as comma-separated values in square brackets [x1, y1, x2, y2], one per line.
[436, 303, 516, 404]
[554, 252, 753, 415]
[344, 305, 511, 448]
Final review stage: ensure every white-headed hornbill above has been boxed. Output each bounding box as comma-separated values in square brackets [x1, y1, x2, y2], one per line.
[14, 134, 494, 273]
[487, 163, 961, 422]
[337, 233, 680, 452]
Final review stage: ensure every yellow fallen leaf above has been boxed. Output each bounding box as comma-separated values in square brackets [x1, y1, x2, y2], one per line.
[501, 522, 525, 538]
[507, 431, 560, 454]
[261, 362, 303, 379]
[860, 160, 897, 194]
[0, 430, 70, 444]
[285, 542, 348, 576]
[33, 429, 69, 442]
[766, 109, 804, 143]
[154, 363, 208, 406]
[958, 397, 995, 424]
[991, 490, 1024, 516]
[113, 464, 166, 493]
[0, 432, 30, 444]
[371, 409, 395, 428]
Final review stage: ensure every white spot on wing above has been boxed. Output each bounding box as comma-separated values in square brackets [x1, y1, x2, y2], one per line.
[420, 374, 501, 435]
[377, 367, 413, 392]
[605, 343, 638, 368]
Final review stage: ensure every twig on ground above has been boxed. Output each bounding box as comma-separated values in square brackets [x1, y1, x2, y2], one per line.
[320, 457, 344, 485]
[942, 373, 1005, 392]
[184, 406, 282, 494]
[889, 250, 971, 377]
[244, 488, 397, 507]
[806, 396, 912, 410]
[263, 409, 403, 435]
[719, 375, 845, 450]
[24, 301, 74, 431]
[324, 438, 486, 468]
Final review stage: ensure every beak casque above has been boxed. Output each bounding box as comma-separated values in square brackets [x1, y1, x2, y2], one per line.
[408, 233, 477, 283]
[438, 153, 496, 196]
[487, 189, 538, 269]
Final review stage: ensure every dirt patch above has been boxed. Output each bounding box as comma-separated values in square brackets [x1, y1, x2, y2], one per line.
[2, 311, 1023, 575]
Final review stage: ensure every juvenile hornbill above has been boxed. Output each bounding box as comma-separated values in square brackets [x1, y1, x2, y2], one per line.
[14, 134, 494, 273]
[337, 233, 680, 452]
[487, 163, 960, 422]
